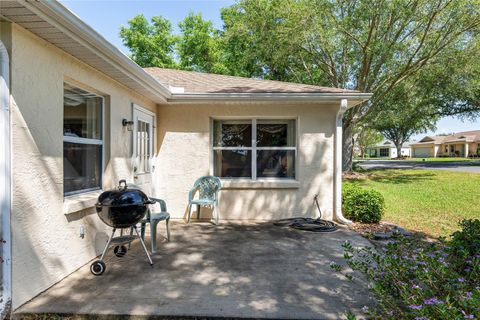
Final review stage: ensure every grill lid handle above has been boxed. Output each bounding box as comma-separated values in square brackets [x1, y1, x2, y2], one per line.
[145, 198, 157, 205]
[118, 179, 127, 190]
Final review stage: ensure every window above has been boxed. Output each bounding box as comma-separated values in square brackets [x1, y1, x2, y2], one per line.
[136, 120, 152, 174]
[213, 119, 296, 179]
[379, 148, 389, 157]
[63, 83, 103, 195]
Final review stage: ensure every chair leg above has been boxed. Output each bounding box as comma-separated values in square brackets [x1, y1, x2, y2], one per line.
[187, 204, 192, 223]
[128, 226, 134, 249]
[197, 204, 201, 220]
[150, 220, 159, 253]
[166, 218, 171, 242]
[214, 205, 219, 225]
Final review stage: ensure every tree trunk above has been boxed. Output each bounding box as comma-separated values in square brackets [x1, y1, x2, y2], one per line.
[396, 145, 402, 158]
[342, 122, 354, 172]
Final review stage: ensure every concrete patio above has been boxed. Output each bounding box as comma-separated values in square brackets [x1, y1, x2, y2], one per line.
[16, 222, 374, 319]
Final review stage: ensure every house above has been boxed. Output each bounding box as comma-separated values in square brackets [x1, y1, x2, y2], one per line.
[0, 0, 371, 313]
[411, 131, 480, 158]
[367, 140, 411, 158]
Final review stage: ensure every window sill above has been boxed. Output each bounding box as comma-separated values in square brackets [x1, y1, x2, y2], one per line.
[63, 190, 102, 214]
[220, 179, 300, 189]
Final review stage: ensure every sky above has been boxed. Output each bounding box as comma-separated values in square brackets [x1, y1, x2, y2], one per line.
[59, 0, 479, 140]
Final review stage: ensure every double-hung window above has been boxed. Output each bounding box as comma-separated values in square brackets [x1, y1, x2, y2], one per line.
[213, 119, 296, 179]
[63, 83, 103, 195]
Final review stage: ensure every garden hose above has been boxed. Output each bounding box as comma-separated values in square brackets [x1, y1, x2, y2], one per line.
[274, 195, 338, 232]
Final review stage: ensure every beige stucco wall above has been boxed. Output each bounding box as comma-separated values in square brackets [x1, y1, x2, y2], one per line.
[8, 24, 157, 309]
[155, 102, 337, 221]
[467, 142, 478, 157]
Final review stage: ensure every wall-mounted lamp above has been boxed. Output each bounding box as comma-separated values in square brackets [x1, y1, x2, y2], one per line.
[122, 118, 134, 131]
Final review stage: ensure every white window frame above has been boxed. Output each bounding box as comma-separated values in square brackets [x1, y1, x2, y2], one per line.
[211, 117, 298, 181]
[63, 82, 105, 196]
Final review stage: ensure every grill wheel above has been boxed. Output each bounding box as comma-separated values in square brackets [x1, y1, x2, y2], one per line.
[90, 260, 106, 276]
[114, 245, 127, 257]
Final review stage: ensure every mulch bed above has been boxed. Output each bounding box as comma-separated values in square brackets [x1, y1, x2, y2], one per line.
[348, 221, 436, 244]
[348, 221, 398, 237]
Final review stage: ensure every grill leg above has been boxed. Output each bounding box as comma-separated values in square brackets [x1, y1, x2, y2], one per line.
[134, 226, 153, 266]
[100, 228, 116, 261]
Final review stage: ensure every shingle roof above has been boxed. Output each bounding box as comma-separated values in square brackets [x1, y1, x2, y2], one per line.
[412, 130, 480, 145]
[144, 68, 360, 94]
[443, 130, 480, 143]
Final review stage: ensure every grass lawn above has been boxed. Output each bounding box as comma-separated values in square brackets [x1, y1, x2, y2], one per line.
[344, 169, 480, 238]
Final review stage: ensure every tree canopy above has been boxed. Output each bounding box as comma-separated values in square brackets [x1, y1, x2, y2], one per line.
[177, 12, 228, 73]
[119, 0, 480, 170]
[119, 14, 177, 68]
[354, 127, 383, 159]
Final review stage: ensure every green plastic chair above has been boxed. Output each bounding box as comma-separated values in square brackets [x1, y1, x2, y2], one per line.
[187, 176, 222, 225]
[139, 197, 171, 253]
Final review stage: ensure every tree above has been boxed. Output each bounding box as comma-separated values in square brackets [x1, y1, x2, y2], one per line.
[219, 0, 480, 170]
[354, 127, 383, 158]
[411, 37, 480, 120]
[372, 36, 480, 156]
[177, 12, 228, 73]
[119, 15, 177, 68]
[371, 84, 438, 157]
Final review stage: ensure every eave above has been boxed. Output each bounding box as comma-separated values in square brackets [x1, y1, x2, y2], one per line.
[0, 0, 170, 103]
[167, 92, 372, 108]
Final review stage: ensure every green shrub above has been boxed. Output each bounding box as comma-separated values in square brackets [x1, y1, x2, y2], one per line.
[451, 219, 480, 258]
[342, 184, 385, 223]
[332, 219, 480, 319]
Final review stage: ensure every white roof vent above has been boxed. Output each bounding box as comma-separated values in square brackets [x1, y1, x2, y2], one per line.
[169, 86, 185, 94]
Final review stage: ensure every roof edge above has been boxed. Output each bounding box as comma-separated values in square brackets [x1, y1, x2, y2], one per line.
[167, 92, 372, 107]
[22, 0, 172, 102]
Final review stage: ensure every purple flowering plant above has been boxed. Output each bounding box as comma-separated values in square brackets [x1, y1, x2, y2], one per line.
[332, 219, 480, 319]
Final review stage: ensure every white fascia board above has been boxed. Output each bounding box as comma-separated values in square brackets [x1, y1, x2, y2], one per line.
[23, 1, 171, 102]
[167, 92, 372, 107]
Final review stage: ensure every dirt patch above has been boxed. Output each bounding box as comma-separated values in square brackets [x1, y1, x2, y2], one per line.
[343, 171, 371, 181]
[348, 221, 397, 237]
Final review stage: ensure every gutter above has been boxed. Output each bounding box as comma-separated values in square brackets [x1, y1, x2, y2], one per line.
[22, 0, 172, 102]
[333, 99, 353, 225]
[168, 92, 372, 105]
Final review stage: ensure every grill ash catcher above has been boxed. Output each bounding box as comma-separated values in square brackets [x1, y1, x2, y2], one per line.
[90, 180, 155, 276]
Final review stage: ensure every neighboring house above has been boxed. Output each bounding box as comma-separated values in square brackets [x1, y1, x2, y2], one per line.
[0, 0, 371, 312]
[367, 140, 411, 158]
[411, 131, 480, 158]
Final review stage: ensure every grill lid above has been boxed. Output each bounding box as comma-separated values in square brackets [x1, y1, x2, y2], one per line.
[96, 180, 154, 207]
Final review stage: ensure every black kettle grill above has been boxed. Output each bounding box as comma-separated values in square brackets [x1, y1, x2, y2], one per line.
[90, 180, 155, 276]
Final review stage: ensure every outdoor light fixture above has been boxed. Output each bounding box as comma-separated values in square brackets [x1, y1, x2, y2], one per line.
[122, 118, 134, 131]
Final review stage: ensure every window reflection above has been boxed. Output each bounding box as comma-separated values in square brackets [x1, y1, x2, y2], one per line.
[213, 122, 252, 147]
[214, 150, 252, 178]
[257, 150, 295, 178]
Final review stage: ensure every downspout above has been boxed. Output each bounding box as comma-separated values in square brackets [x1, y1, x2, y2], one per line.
[0, 39, 12, 316]
[333, 99, 352, 224]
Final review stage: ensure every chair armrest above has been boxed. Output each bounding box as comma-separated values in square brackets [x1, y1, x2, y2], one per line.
[149, 197, 167, 212]
[188, 187, 199, 202]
